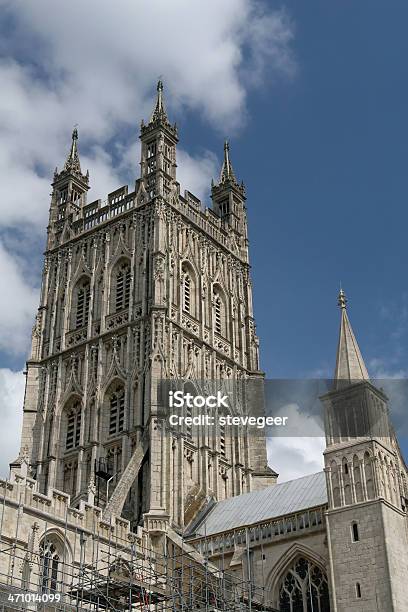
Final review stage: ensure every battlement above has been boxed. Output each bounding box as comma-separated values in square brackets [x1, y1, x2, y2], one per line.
[52, 180, 239, 255]
[0, 477, 142, 545]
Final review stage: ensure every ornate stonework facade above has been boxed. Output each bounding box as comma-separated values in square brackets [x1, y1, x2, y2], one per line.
[1, 82, 408, 611]
[18, 80, 274, 534]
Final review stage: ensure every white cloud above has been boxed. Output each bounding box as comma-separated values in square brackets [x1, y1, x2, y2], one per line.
[0, 240, 39, 355]
[267, 403, 325, 482]
[0, 1, 296, 463]
[0, 369, 25, 477]
[0, 0, 296, 362]
[177, 149, 219, 204]
[268, 436, 325, 483]
[0, 0, 295, 229]
[368, 358, 408, 379]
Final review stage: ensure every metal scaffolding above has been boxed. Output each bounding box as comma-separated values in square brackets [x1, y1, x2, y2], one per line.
[0, 481, 273, 612]
[0, 535, 278, 612]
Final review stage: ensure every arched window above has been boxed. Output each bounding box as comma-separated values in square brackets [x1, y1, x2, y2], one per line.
[351, 522, 359, 542]
[331, 461, 341, 507]
[40, 541, 60, 594]
[353, 455, 363, 503]
[184, 273, 191, 313]
[342, 457, 352, 505]
[109, 387, 125, 436]
[213, 287, 226, 336]
[115, 261, 131, 312]
[181, 263, 196, 317]
[364, 451, 375, 499]
[214, 295, 222, 334]
[75, 278, 90, 329]
[279, 557, 330, 612]
[356, 582, 362, 598]
[65, 402, 81, 450]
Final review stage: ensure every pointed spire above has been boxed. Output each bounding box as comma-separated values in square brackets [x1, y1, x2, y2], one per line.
[334, 288, 369, 389]
[211, 140, 245, 203]
[64, 127, 82, 174]
[219, 140, 238, 185]
[141, 79, 177, 139]
[149, 79, 169, 124]
[57, 126, 88, 184]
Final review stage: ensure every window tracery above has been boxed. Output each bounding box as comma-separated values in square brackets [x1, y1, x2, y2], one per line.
[40, 541, 60, 594]
[213, 287, 226, 336]
[279, 557, 330, 612]
[182, 263, 196, 317]
[109, 387, 125, 436]
[65, 402, 81, 450]
[75, 278, 90, 329]
[115, 261, 131, 312]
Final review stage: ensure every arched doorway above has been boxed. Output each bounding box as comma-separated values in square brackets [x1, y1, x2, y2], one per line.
[278, 557, 330, 612]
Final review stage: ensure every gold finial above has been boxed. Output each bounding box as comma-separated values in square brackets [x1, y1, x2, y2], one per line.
[338, 287, 347, 309]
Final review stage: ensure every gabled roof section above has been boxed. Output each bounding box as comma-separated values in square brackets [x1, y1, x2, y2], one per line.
[334, 289, 369, 389]
[189, 471, 327, 537]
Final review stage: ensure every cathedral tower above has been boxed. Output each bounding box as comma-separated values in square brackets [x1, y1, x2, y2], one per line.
[322, 290, 408, 611]
[16, 82, 275, 532]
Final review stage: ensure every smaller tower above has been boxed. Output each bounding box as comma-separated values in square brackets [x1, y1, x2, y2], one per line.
[211, 141, 247, 238]
[48, 128, 89, 249]
[139, 80, 178, 202]
[322, 289, 408, 611]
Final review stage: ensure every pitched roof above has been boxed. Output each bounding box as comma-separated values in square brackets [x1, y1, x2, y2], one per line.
[191, 471, 327, 537]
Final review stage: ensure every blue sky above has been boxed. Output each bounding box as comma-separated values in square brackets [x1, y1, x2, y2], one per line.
[248, 1, 408, 382]
[0, 0, 407, 478]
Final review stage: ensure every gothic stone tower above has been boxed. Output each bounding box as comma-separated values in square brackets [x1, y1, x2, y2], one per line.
[322, 290, 408, 611]
[16, 81, 275, 532]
